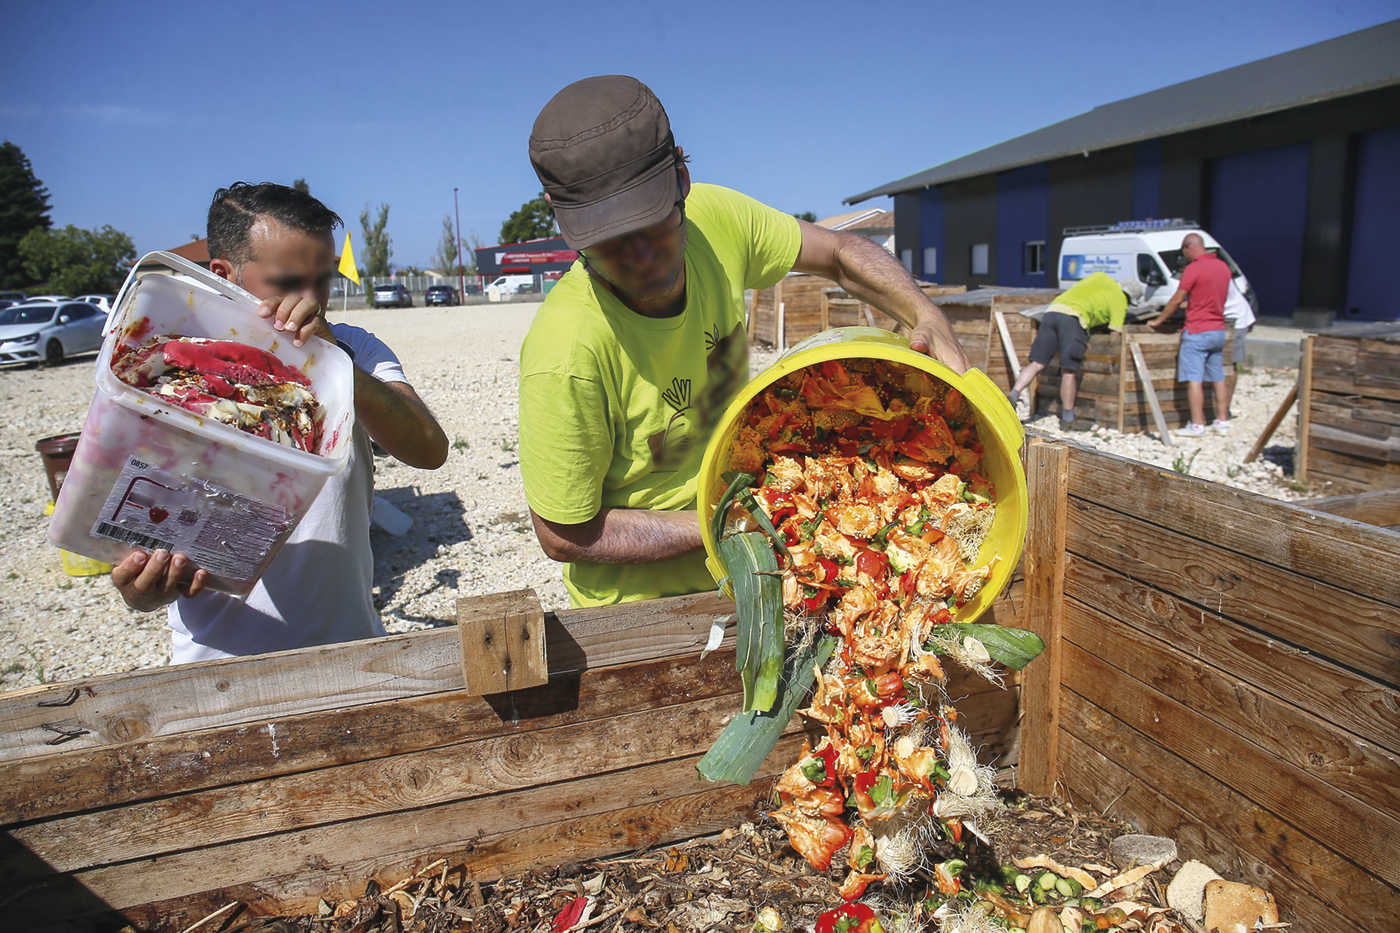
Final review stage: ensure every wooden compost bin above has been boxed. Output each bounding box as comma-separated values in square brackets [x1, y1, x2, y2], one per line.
[1297, 324, 1400, 492]
[4, 443, 1396, 933]
[0, 585, 1025, 932]
[748, 274, 966, 349]
[1035, 324, 1233, 432]
[932, 288, 1062, 393]
[1019, 438, 1399, 932]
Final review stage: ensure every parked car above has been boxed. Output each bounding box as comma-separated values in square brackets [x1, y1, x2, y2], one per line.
[370, 283, 412, 308]
[0, 301, 107, 367]
[462, 282, 482, 297]
[27, 295, 72, 303]
[0, 291, 26, 303]
[74, 294, 115, 313]
[424, 285, 460, 306]
[487, 274, 536, 294]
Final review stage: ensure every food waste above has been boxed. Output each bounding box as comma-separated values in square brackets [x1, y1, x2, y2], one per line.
[706, 357, 1042, 906]
[112, 336, 323, 454]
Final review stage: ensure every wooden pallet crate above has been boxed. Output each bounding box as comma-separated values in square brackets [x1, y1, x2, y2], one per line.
[4, 444, 1396, 932]
[1035, 324, 1233, 432]
[931, 289, 1060, 393]
[0, 581, 1025, 931]
[1020, 439, 1400, 933]
[748, 274, 968, 349]
[1297, 325, 1400, 493]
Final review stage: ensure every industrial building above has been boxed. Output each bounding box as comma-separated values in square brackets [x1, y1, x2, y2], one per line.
[473, 236, 577, 291]
[847, 20, 1400, 322]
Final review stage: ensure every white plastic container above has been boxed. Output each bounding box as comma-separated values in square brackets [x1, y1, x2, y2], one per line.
[48, 251, 355, 595]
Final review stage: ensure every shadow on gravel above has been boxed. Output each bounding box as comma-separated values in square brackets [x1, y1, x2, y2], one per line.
[370, 487, 473, 616]
[1260, 444, 1295, 475]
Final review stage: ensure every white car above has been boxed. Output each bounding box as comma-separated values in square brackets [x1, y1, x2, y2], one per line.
[74, 294, 115, 313]
[0, 301, 108, 367]
[27, 295, 72, 303]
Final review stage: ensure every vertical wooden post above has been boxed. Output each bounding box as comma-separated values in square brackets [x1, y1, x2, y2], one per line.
[773, 278, 785, 347]
[747, 288, 759, 340]
[457, 589, 549, 696]
[820, 289, 830, 333]
[1116, 333, 1128, 434]
[1297, 335, 1315, 482]
[1019, 441, 1068, 797]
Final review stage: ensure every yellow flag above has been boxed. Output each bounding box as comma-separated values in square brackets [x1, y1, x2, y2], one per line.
[338, 231, 360, 284]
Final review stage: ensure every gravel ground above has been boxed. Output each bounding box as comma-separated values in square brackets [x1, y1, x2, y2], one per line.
[0, 317, 1308, 692]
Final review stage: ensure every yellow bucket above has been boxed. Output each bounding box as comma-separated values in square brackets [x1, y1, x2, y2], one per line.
[45, 501, 113, 577]
[697, 327, 1028, 623]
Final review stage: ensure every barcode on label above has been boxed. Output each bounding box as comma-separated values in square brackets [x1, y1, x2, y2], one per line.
[94, 521, 174, 553]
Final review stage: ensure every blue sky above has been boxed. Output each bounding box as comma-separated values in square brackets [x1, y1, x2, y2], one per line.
[2, 1, 1394, 268]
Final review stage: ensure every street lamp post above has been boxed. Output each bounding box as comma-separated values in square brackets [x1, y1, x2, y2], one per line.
[453, 188, 466, 302]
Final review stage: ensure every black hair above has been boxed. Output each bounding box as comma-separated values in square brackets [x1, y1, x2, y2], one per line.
[207, 182, 343, 266]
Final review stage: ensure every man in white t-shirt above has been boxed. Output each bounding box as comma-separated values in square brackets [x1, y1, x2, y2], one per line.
[1223, 277, 1256, 418]
[108, 182, 449, 661]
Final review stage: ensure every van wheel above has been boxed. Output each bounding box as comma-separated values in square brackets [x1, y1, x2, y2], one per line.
[44, 340, 64, 367]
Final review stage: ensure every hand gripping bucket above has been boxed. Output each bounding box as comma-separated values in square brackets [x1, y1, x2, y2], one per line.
[697, 327, 1028, 623]
[47, 251, 356, 595]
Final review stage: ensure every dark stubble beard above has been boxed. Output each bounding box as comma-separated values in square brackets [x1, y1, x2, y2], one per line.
[590, 223, 688, 303]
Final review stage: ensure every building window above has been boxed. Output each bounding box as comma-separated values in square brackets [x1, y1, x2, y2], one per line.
[922, 247, 938, 277]
[1023, 241, 1045, 275]
[900, 249, 913, 273]
[971, 243, 989, 276]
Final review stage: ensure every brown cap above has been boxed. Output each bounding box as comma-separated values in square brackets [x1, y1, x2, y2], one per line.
[529, 75, 679, 250]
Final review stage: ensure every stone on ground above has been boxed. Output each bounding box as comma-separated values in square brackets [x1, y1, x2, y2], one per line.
[1109, 833, 1178, 869]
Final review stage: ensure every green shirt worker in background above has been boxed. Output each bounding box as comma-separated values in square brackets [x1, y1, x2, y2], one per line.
[1007, 273, 1143, 430]
[518, 75, 970, 608]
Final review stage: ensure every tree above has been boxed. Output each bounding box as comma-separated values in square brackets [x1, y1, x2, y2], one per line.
[432, 213, 462, 275]
[18, 225, 135, 295]
[0, 141, 53, 289]
[793, 211, 817, 223]
[292, 178, 310, 194]
[359, 203, 392, 276]
[499, 190, 556, 244]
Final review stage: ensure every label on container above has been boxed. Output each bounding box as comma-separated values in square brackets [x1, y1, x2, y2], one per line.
[91, 457, 291, 582]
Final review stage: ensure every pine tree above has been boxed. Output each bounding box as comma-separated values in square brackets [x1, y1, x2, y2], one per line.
[292, 178, 309, 194]
[0, 141, 53, 290]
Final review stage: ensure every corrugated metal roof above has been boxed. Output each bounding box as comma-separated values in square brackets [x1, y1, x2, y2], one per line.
[846, 19, 1400, 204]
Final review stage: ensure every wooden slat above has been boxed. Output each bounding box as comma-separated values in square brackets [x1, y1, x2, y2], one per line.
[1298, 334, 1314, 481]
[1128, 337, 1172, 445]
[0, 591, 737, 760]
[1245, 382, 1297, 463]
[1065, 497, 1400, 686]
[1063, 555, 1400, 756]
[1063, 597, 1400, 818]
[1064, 446, 1400, 609]
[2, 738, 806, 928]
[1017, 442, 1066, 795]
[5, 691, 769, 879]
[1062, 641, 1400, 887]
[1057, 728, 1368, 933]
[1298, 489, 1400, 527]
[0, 648, 743, 824]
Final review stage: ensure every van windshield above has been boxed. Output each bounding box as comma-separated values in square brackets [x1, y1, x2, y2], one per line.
[1157, 247, 1242, 279]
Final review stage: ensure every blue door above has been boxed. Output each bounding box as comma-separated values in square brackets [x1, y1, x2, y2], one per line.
[1209, 144, 1310, 318]
[1346, 125, 1400, 321]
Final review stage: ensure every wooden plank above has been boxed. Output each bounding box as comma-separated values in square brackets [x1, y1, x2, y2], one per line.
[1057, 729, 1370, 933]
[1064, 497, 1400, 686]
[1062, 641, 1400, 887]
[1128, 336, 1173, 446]
[0, 591, 737, 761]
[993, 310, 1021, 380]
[0, 648, 744, 824]
[456, 589, 548, 695]
[1063, 597, 1400, 818]
[2, 738, 806, 928]
[1063, 555, 1400, 756]
[1064, 446, 1400, 609]
[1017, 442, 1066, 795]
[5, 691, 769, 879]
[820, 288, 829, 331]
[1299, 489, 1400, 527]
[747, 286, 758, 340]
[1245, 382, 1297, 463]
[1116, 334, 1127, 434]
[1298, 334, 1314, 481]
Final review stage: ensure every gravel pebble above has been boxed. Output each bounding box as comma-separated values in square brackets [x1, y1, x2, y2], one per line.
[0, 315, 1310, 692]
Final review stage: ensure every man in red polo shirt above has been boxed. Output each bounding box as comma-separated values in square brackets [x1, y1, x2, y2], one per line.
[1149, 233, 1231, 437]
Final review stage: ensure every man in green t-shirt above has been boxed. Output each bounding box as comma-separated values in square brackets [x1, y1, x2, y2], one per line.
[1007, 272, 1142, 430]
[519, 75, 970, 608]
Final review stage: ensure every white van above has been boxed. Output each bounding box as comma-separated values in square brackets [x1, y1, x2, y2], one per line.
[487, 274, 538, 295]
[1058, 220, 1255, 312]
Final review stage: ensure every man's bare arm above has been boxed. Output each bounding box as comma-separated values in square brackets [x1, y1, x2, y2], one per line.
[791, 221, 971, 373]
[354, 375, 449, 469]
[1149, 288, 1188, 329]
[530, 508, 703, 564]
